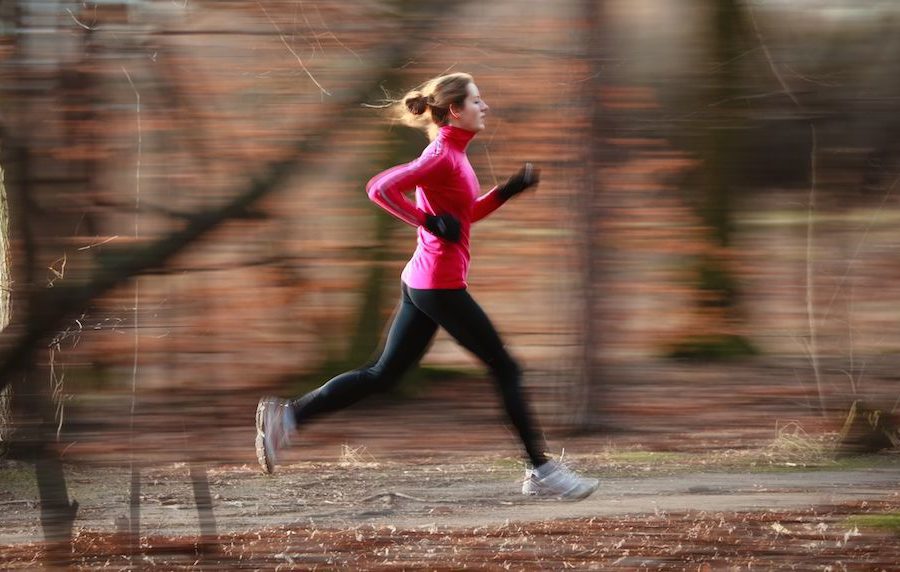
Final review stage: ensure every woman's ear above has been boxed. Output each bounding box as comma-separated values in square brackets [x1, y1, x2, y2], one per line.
[449, 104, 461, 120]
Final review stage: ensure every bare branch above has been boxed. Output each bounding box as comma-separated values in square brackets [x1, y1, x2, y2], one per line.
[0, 1, 466, 396]
[257, 0, 332, 97]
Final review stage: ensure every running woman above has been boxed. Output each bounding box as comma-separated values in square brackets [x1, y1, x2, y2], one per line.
[256, 72, 598, 499]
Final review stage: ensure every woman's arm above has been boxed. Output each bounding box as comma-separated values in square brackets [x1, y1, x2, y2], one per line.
[366, 150, 445, 227]
[472, 186, 504, 223]
[472, 163, 540, 223]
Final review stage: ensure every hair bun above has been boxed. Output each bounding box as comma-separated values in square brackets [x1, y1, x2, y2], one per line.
[405, 93, 429, 116]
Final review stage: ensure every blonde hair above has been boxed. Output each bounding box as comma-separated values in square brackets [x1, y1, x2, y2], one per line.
[396, 72, 473, 140]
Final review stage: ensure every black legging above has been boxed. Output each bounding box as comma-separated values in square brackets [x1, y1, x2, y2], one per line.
[289, 282, 548, 467]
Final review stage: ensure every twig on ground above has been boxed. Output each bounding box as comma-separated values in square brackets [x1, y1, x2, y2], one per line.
[361, 492, 429, 504]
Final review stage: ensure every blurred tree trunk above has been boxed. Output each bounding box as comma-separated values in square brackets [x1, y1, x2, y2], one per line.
[1, 1, 79, 558]
[4, 120, 80, 562]
[0, 162, 10, 450]
[669, 0, 756, 359]
[701, 0, 744, 252]
[703, 0, 742, 251]
[343, 134, 399, 370]
[695, 0, 744, 313]
[698, 0, 753, 336]
[0, 0, 17, 460]
[343, 127, 424, 378]
[571, 0, 614, 431]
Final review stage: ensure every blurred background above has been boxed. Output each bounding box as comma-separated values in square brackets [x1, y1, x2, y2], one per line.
[1, 0, 899, 471]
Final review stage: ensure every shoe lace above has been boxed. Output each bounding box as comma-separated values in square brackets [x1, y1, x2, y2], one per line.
[549, 449, 574, 472]
[547, 451, 592, 487]
[521, 465, 536, 485]
[522, 449, 580, 485]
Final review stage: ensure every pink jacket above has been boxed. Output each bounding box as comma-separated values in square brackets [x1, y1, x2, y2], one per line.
[366, 125, 504, 289]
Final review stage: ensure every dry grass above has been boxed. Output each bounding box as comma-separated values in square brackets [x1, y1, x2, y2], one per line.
[765, 420, 839, 464]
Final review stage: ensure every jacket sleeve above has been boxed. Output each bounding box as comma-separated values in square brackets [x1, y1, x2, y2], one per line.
[366, 150, 446, 227]
[471, 186, 504, 223]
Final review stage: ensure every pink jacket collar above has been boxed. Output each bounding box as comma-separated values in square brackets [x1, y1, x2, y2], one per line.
[438, 124, 477, 151]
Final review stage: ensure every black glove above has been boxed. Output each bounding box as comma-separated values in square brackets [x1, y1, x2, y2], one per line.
[496, 162, 540, 202]
[424, 213, 461, 242]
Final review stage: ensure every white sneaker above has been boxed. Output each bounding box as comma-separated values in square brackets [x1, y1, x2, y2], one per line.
[255, 397, 296, 474]
[522, 460, 599, 500]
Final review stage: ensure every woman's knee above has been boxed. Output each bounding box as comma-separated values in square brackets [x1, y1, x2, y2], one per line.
[362, 364, 401, 394]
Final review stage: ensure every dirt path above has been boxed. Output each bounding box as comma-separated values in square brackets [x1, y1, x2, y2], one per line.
[2, 458, 898, 545]
[355, 468, 900, 529]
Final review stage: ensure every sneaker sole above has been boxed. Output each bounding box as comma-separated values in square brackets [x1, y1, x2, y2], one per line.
[563, 480, 599, 501]
[522, 480, 600, 500]
[255, 398, 274, 475]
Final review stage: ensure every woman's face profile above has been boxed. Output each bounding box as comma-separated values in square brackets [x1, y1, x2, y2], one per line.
[452, 82, 489, 132]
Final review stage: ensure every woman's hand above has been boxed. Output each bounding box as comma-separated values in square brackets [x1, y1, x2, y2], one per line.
[497, 162, 540, 202]
[424, 213, 461, 242]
